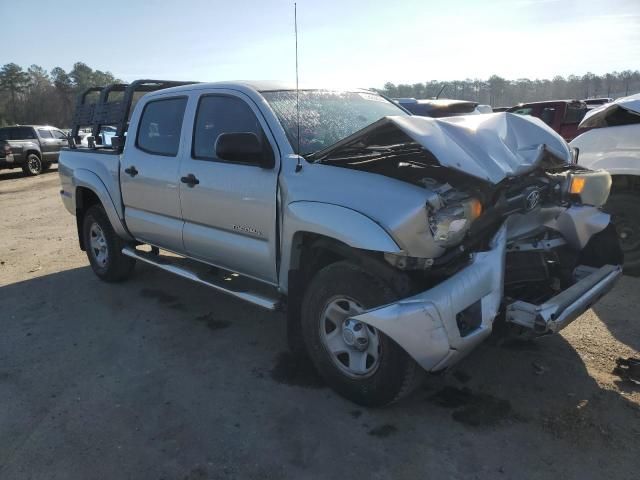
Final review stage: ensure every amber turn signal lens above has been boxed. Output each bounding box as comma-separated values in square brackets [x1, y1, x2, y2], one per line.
[570, 176, 586, 194]
[469, 199, 483, 220]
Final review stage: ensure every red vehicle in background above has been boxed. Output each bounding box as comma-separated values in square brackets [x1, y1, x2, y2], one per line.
[507, 100, 588, 141]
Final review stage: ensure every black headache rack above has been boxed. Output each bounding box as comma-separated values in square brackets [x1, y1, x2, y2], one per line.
[69, 79, 198, 153]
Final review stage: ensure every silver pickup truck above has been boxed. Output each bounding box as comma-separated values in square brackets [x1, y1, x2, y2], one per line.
[59, 80, 623, 406]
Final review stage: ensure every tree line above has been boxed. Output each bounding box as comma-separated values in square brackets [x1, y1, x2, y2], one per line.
[379, 71, 640, 107]
[1, 62, 640, 128]
[0, 62, 120, 128]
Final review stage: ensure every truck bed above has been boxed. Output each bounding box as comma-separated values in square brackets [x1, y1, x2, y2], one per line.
[58, 147, 124, 219]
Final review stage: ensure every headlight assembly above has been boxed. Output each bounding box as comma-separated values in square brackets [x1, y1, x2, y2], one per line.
[428, 197, 482, 247]
[567, 170, 611, 207]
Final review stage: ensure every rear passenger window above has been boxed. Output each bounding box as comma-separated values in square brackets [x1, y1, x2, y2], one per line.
[52, 130, 67, 139]
[38, 129, 53, 138]
[540, 108, 556, 126]
[192, 95, 262, 161]
[511, 107, 533, 116]
[136, 97, 187, 156]
[13, 127, 36, 139]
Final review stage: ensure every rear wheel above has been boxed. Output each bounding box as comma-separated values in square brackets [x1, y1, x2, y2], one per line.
[22, 153, 42, 176]
[604, 193, 640, 273]
[82, 204, 135, 282]
[301, 261, 422, 406]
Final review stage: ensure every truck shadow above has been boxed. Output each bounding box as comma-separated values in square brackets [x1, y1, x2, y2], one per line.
[0, 166, 58, 181]
[1, 263, 638, 476]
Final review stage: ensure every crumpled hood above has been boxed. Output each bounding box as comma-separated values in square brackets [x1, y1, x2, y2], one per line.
[314, 113, 571, 184]
[579, 93, 640, 128]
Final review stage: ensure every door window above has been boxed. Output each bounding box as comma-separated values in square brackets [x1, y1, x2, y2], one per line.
[192, 95, 263, 162]
[564, 105, 587, 124]
[136, 97, 187, 156]
[540, 108, 556, 126]
[511, 107, 533, 115]
[38, 129, 53, 138]
[11, 127, 36, 139]
[52, 130, 67, 139]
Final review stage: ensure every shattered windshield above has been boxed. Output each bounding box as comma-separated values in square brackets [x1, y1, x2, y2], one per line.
[261, 90, 407, 156]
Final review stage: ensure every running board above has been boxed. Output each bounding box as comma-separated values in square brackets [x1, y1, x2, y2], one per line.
[122, 246, 281, 311]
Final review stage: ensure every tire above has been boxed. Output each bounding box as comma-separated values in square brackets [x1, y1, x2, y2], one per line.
[301, 260, 423, 407]
[22, 153, 43, 176]
[82, 204, 136, 282]
[603, 193, 640, 274]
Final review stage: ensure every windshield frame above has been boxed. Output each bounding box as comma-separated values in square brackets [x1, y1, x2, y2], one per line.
[259, 88, 410, 158]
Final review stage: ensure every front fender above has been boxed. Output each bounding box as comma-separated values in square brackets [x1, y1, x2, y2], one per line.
[286, 201, 400, 252]
[279, 201, 401, 290]
[73, 168, 132, 241]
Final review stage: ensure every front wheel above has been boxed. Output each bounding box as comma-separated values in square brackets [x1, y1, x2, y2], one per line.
[604, 193, 640, 273]
[301, 261, 422, 406]
[82, 204, 136, 282]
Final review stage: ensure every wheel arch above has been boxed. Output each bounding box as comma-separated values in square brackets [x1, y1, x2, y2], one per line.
[281, 201, 401, 288]
[73, 169, 132, 250]
[24, 148, 41, 159]
[282, 207, 410, 357]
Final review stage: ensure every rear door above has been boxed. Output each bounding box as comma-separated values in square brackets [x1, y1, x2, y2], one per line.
[36, 128, 59, 163]
[178, 90, 280, 283]
[120, 95, 188, 253]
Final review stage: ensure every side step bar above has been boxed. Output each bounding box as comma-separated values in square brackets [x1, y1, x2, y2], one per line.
[122, 246, 281, 311]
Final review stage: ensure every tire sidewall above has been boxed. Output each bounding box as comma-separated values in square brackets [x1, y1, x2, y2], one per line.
[301, 261, 413, 406]
[82, 206, 116, 278]
[605, 193, 639, 269]
[25, 154, 42, 175]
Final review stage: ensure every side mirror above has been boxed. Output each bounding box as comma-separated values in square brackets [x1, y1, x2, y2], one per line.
[215, 132, 275, 169]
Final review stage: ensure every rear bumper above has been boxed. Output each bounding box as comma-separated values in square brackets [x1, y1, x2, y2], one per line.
[0, 154, 18, 168]
[352, 218, 622, 372]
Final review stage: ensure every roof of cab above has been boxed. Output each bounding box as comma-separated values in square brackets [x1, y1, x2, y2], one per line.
[144, 80, 373, 97]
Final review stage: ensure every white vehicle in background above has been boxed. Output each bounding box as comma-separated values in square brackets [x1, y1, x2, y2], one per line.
[79, 126, 117, 147]
[571, 93, 640, 272]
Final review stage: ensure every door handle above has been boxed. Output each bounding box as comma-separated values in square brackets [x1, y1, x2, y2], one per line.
[124, 166, 138, 177]
[180, 173, 200, 187]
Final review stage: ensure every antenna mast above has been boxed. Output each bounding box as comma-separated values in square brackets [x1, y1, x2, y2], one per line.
[294, 2, 302, 172]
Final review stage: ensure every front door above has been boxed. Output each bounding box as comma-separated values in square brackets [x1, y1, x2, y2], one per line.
[178, 91, 279, 284]
[120, 95, 188, 253]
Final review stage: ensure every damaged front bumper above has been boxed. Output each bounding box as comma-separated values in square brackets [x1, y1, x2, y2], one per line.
[506, 264, 621, 334]
[352, 217, 622, 373]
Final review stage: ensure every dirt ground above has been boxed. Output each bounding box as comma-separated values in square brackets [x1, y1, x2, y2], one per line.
[1, 167, 639, 480]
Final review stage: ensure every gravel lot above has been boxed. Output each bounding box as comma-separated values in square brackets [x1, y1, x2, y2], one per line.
[1, 167, 639, 480]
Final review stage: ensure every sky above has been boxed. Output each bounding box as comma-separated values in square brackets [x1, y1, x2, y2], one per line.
[1, 0, 639, 88]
